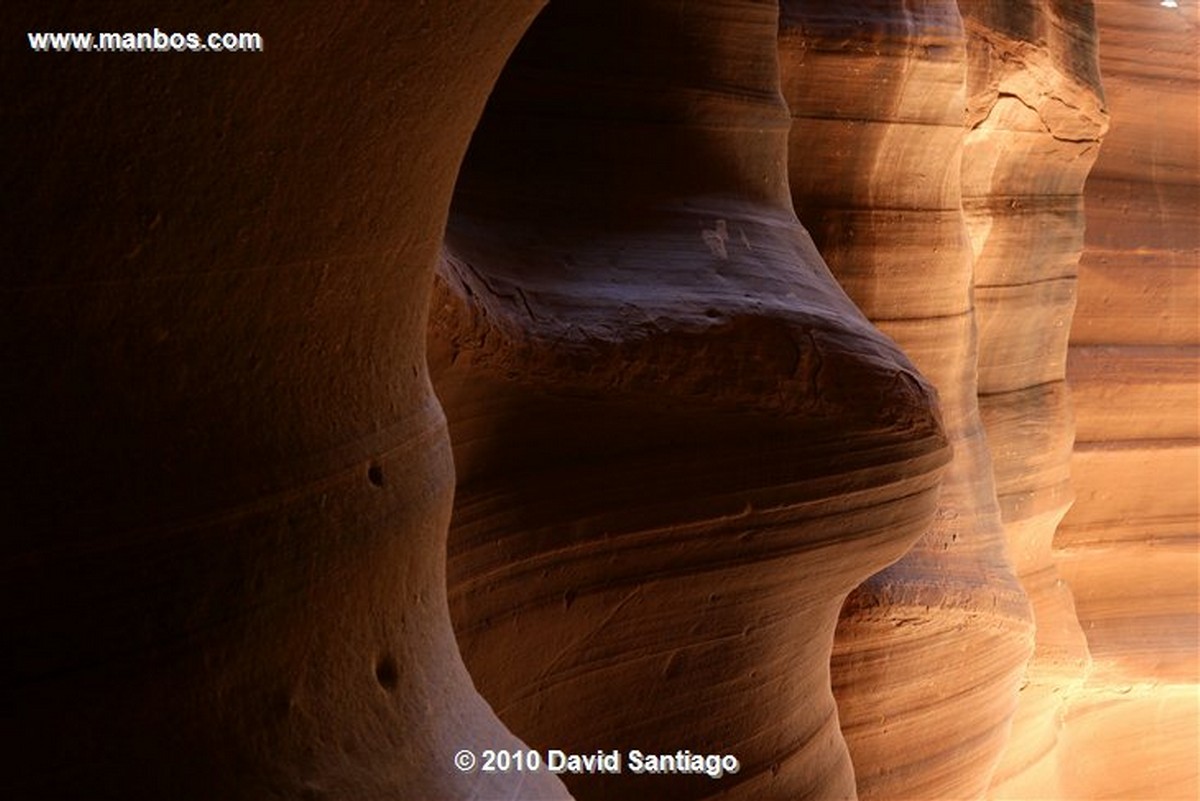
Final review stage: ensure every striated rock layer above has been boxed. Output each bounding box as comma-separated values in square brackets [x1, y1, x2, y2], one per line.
[1054, 1, 1200, 798]
[955, 2, 1109, 797]
[8, 1, 1194, 798]
[2, 3, 571, 799]
[778, 3, 1034, 798]
[430, 1, 951, 799]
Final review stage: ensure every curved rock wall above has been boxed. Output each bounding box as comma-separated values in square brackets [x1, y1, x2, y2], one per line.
[1053, 1, 1200, 798]
[430, 2, 950, 799]
[7, 1, 1193, 798]
[3, 4, 570, 799]
[954, 2, 1109, 797]
[778, 3, 1034, 798]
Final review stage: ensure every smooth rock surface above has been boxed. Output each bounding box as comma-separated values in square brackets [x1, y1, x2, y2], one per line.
[3, 4, 569, 799]
[1054, 1, 1199, 798]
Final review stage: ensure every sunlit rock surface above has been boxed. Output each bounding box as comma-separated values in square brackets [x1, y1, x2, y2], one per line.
[953, 2, 1109, 797]
[779, 3, 1035, 798]
[1053, 1, 1200, 798]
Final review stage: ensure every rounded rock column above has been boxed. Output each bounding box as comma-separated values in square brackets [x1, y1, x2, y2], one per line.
[956, 2, 1108, 795]
[430, 1, 951, 799]
[779, 3, 1035, 797]
[2, 4, 568, 799]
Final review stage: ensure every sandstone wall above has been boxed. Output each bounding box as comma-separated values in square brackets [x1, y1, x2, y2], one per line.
[1054, 1, 1200, 798]
[779, 3, 1035, 797]
[954, 2, 1109, 797]
[5, 1, 1195, 799]
[430, 2, 949, 798]
[4, 4, 569, 799]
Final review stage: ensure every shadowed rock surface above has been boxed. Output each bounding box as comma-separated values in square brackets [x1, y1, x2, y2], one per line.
[3, 3, 569, 799]
[430, 2, 949, 798]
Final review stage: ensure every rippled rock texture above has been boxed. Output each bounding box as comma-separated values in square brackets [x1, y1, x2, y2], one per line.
[430, 3, 949, 798]
[7, 0, 1196, 799]
[956, 2, 1109, 797]
[779, 3, 1034, 798]
[1053, 1, 1199, 798]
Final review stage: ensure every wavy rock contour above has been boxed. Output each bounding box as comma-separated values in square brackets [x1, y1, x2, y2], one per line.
[779, 3, 1035, 797]
[1054, 2, 1200, 798]
[3, 4, 569, 799]
[954, 2, 1109, 797]
[430, 2, 950, 799]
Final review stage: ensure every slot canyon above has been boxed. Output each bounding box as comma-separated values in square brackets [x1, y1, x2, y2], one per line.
[4, 1, 1196, 799]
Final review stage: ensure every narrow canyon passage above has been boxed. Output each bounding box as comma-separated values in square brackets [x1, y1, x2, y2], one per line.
[4, 1, 1196, 799]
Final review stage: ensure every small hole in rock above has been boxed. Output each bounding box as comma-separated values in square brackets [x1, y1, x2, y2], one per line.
[367, 464, 384, 487]
[375, 654, 399, 690]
